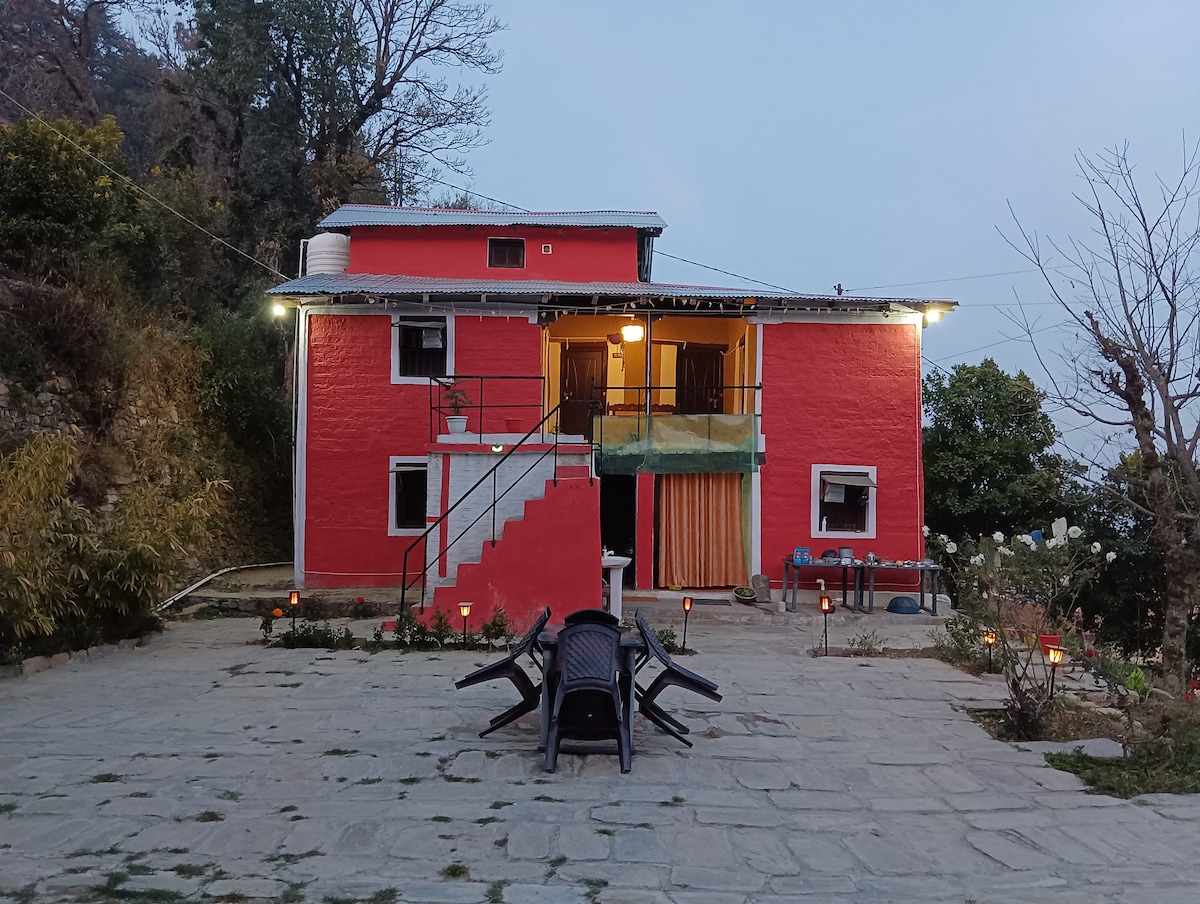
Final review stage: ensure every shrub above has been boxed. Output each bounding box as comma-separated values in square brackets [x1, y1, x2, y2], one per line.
[654, 626, 680, 655]
[279, 620, 354, 650]
[479, 606, 515, 648]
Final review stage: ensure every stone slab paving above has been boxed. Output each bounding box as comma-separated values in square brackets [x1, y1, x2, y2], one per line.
[1, 618, 1198, 903]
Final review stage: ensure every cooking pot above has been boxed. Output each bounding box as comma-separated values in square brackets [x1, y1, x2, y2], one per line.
[838, 546, 854, 561]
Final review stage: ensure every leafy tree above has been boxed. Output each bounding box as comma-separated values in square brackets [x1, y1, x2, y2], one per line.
[1008, 144, 1200, 691]
[923, 358, 1078, 542]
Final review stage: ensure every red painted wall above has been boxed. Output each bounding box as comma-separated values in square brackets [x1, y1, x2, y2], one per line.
[759, 321, 924, 590]
[349, 225, 641, 282]
[430, 476, 602, 635]
[635, 471, 655, 589]
[302, 311, 542, 587]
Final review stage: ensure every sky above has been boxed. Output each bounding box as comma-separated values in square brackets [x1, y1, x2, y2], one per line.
[451, 0, 1200, 463]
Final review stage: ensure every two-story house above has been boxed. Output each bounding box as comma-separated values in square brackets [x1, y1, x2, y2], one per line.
[267, 205, 953, 631]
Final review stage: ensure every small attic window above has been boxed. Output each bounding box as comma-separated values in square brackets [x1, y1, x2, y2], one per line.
[488, 238, 525, 268]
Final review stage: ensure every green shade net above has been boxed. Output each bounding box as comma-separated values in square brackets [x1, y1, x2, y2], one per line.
[595, 414, 758, 474]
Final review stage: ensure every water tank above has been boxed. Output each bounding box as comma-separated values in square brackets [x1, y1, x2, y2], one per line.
[304, 232, 350, 275]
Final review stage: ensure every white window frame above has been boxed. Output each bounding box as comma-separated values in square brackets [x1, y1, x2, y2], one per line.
[388, 456, 429, 536]
[811, 464, 877, 540]
[391, 314, 455, 385]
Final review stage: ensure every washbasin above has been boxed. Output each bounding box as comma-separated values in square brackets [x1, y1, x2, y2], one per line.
[602, 555, 632, 569]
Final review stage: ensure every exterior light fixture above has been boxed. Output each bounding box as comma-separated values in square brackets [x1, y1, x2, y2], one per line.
[459, 601, 472, 645]
[819, 592, 833, 656]
[288, 590, 300, 632]
[491, 444, 504, 453]
[1046, 644, 1065, 698]
[272, 303, 287, 317]
[982, 628, 998, 672]
[620, 323, 645, 342]
[681, 596, 692, 653]
[923, 309, 942, 326]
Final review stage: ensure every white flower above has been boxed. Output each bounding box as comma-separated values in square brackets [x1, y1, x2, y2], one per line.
[922, 525, 930, 537]
[1091, 542, 1102, 554]
[1068, 525, 1082, 539]
[937, 534, 949, 544]
[969, 554, 985, 566]
[992, 531, 1005, 543]
[1046, 536, 1062, 549]
[1015, 534, 1034, 547]
[945, 541, 958, 554]
[998, 546, 1015, 557]
[1060, 575, 1070, 587]
[1106, 551, 1117, 563]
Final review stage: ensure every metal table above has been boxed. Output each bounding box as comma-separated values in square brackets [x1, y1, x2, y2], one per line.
[781, 557, 859, 612]
[860, 561, 941, 614]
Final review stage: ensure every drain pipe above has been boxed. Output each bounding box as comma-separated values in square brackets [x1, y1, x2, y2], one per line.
[156, 562, 290, 613]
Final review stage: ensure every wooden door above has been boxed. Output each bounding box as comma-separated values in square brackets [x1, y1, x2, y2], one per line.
[676, 345, 723, 414]
[560, 344, 606, 439]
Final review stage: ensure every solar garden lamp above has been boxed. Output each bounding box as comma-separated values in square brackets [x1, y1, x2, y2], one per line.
[459, 601, 472, 646]
[681, 596, 693, 653]
[1046, 645, 1066, 699]
[819, 592, 833, 656]
[982, 628, 998, 672]
[288, 590, 300, 633]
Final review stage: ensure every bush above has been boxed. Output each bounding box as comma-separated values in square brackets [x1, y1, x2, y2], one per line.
[0, 431, 225, 657]
[279, 620, 354, 650]
[479, 607, 515, 648]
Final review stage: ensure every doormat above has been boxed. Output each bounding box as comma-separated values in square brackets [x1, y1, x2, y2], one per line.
[691, 597, 733, 606]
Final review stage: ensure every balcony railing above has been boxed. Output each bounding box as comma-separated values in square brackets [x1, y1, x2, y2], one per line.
[594, 384, 760, 474]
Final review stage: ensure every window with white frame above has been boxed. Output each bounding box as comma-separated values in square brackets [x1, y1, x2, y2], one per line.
[392, 315, 453, 383]
[811, 465, 876, 538]
[389, 457, 428, 534]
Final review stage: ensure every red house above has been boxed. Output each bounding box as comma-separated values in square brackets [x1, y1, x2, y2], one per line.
[268, 206, 954, 630]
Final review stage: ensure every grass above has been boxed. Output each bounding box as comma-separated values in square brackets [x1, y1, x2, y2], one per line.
[532, 794, 560, 803]
[439, 863, 469, 880]
[489, 800, 512, 809]
[544, 855, 567, 878]
[267, 849, 321, 865]
[595, 828, 615, 836]
[0, 802, 16, 814]
[279, 805, 298, 812]
[431, 815, 451, 823]
[322, 748, 360, 756]
[91, 773, 122, 783]
[195, 810, 224, 822]
[660, 795, 686, 807]
[91, 871, 188, 902]
[485, 880, 508, 903]
[1046, 718, 1200, 797]
[398, 776, 422, 785]
[475, 816, 499, 825]
[171, 864, 207, 878]
[216, 790, 241, 801]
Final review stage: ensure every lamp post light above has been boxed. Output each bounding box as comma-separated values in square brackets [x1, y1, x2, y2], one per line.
[819, 592, 833, 656]
[459, 601, 472, 646]
[288, 590, 300, 633]
[681, 596, 693, 653]
[1046, 645, 1065, 699]
[982, 628, 998, 672]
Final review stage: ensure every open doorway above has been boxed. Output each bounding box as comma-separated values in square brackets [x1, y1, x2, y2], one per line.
[600, 474, 637, 587]
[560, 343, 607, 439]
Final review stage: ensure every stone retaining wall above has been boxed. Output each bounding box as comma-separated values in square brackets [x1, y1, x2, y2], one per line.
[1, 636, 155, 682]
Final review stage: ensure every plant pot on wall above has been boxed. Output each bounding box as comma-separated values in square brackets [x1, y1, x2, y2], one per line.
[445, 415, 468, 434]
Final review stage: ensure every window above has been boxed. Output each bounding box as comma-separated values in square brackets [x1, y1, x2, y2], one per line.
[393, 317, 447, 379]
[811, 466, 876, 538]
[488, 237, 525, 268]
[389, 458, 427, 534]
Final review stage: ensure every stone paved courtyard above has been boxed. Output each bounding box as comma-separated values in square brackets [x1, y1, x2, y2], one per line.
[2, 617, 1199, 904]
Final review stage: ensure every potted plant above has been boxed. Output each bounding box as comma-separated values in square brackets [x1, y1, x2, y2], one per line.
[443, 381, 472, 434]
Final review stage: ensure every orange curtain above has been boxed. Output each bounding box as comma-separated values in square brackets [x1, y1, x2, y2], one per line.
[658, 473, 748, 588]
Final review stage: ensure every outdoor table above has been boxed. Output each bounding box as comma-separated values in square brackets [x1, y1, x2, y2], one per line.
[859, 561, 941, 614]
[781, 557, 859, 612]
[782, 558, 940, 615]
[538, 622, 644, 753]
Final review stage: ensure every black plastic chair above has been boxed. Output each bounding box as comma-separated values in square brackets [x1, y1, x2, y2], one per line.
[455, 607, 550, 737]
[633, 611, 722, 747]
[544, 622, 632, 773]
[563, 608, 620, 626]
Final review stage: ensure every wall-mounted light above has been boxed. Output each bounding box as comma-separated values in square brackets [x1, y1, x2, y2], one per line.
[621, 323, 645, 342]
[923, 309, 942, 327]
[491, 444, 504, 453]
[272, 303, 287, 317]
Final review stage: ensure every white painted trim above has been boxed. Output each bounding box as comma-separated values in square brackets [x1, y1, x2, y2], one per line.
[749, 311, 922, 327]
[811, 464, 878, 540]
[391, 314, 455, 385]
[388, 456, 428, 537]
[750, 322, 763, 575]
[294, 308, 311, 588]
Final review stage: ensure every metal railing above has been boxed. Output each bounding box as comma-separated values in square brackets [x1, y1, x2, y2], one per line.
[427, 374, 545, 440]
[400, 399, 597, 611]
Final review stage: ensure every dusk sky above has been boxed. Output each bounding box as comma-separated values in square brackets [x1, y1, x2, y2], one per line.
[455, 1, 1200, 462]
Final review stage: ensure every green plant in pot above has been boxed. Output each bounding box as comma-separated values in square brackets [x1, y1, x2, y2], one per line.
[443, 381, 473, 434]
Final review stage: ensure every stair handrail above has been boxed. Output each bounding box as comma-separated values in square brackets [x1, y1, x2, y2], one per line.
[400, 399, 597, 611]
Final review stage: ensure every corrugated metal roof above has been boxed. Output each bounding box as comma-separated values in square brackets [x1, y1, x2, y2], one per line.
[267, 271, 954, 310]
[318, 206, 668, 230]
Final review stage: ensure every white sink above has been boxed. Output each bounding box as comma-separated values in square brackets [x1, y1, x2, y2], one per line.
[602, 555, 632, 569]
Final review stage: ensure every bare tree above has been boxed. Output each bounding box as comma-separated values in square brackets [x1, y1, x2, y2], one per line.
[1006, 142, 1200, 692]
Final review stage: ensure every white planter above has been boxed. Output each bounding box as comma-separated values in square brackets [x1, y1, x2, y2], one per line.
[445, 415, 468, 434]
